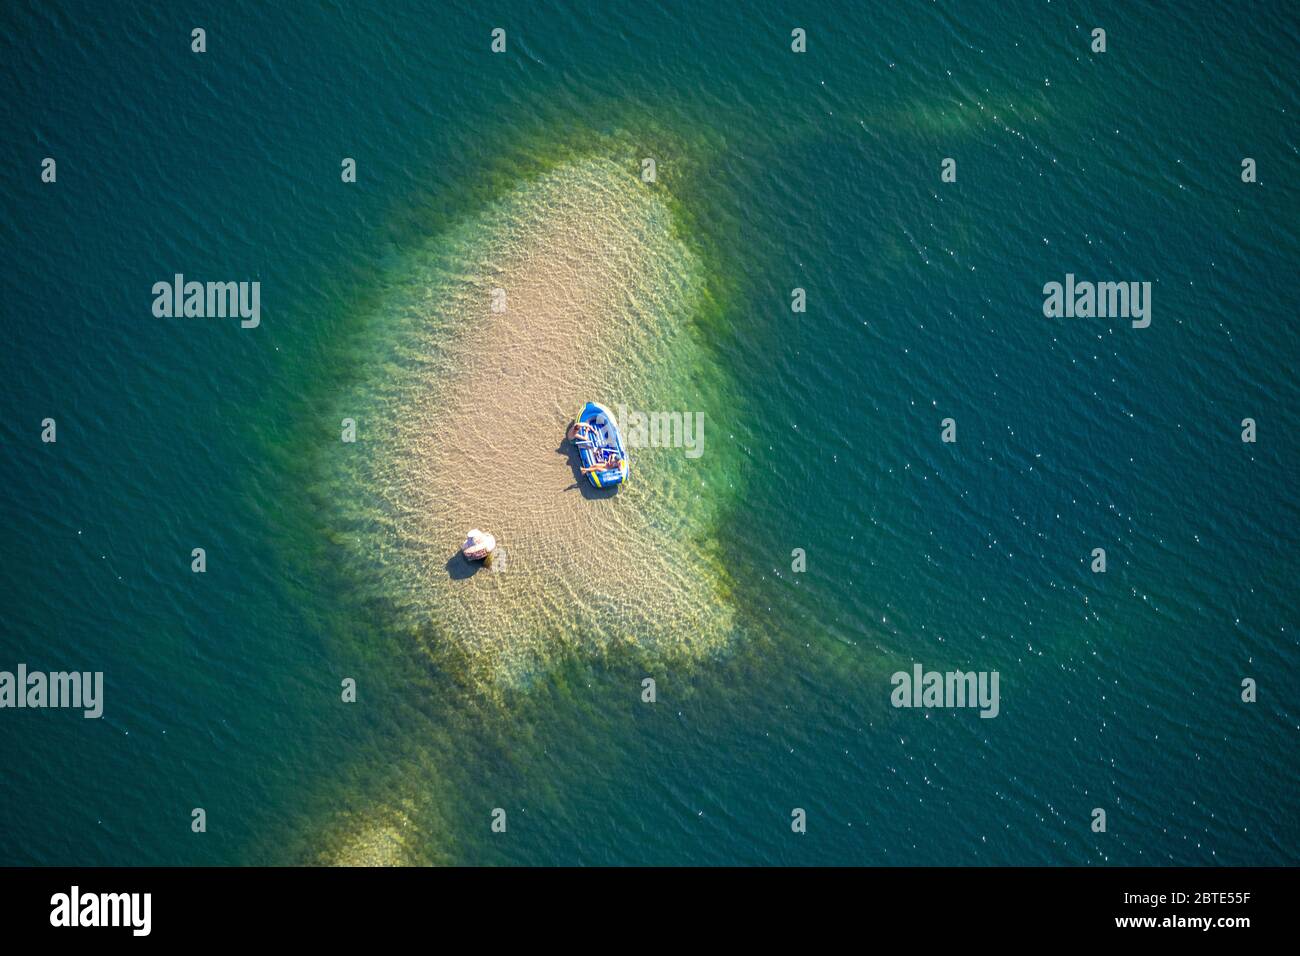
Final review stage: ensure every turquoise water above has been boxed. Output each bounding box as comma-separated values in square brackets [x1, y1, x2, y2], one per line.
[1, 1, 1297, 865]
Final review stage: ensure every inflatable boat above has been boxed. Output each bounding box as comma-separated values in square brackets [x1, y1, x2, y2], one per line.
[573, 401, 629, 488]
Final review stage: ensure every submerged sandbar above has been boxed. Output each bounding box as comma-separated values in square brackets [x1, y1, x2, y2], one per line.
[328, 155, 734, 690]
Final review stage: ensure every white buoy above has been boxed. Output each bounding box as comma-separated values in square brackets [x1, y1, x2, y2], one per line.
[461, 529, 496, 561]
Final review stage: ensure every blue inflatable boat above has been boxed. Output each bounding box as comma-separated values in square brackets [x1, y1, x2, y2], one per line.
[573, 401, 629, 488]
